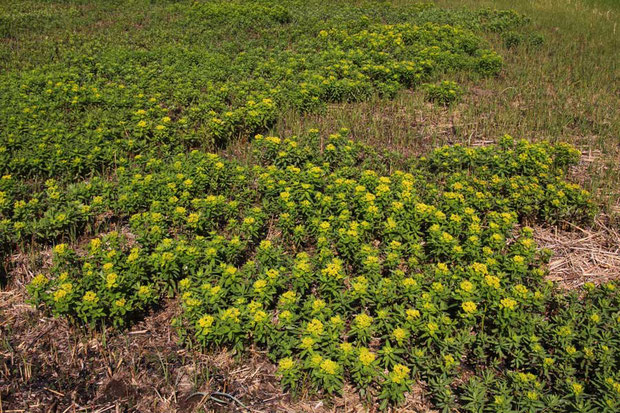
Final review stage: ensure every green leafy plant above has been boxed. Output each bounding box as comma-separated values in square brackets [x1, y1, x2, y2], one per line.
[25, 130, 616, 411]
[423, 80, 463, 105]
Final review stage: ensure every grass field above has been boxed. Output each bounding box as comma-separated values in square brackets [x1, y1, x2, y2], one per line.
[1, 1, 619, 412]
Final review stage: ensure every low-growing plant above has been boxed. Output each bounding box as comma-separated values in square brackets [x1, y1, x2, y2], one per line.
[2, 1, 612, 410]
[423, 80, 463, 105]
[0, 1, 533, 183]
[25, 130, 616, 411]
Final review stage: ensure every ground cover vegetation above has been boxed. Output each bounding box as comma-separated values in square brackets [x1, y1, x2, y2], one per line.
[1, 0, 619, 411]
[26, 132, 617, 411]
[0, 0, 533, 290]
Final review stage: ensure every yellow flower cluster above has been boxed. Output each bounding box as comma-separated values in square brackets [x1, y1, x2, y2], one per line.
[461, 301, 477, 314]
[354, 313, 373, 329]
[359, 347, 376, 366]
[389, 364, 410, 384]
[500, 297, 517, 310]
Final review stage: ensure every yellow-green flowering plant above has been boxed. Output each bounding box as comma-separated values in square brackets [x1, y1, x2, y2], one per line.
[23, 129, 616, 411]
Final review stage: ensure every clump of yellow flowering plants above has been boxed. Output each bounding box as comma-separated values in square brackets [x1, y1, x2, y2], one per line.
[1, 0, 536, 288]
[0, 1, 532, 182]
[27, 130, 619, 411]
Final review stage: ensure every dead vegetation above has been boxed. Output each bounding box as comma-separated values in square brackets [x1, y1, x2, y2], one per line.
[535, 215, 620, 290]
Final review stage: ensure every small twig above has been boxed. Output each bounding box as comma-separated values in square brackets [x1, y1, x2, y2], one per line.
[44, 387, 65, 397]
[90, 405, 116, 413]
[22, 323, 56, 350]
[186, 391, 251, 412]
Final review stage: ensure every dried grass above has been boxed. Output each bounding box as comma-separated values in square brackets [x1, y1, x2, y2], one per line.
[535, 215, 620, 289]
